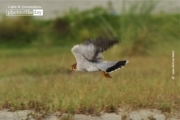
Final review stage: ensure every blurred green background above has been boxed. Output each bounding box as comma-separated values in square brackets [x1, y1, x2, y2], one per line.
[0, 1, 179, 113]
[0, 0, 179, 56]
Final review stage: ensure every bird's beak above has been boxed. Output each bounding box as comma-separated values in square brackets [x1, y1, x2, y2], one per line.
[70, 67, 73, 71]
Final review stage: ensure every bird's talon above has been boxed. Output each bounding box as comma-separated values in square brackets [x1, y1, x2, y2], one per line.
[102, 71, 111, 78]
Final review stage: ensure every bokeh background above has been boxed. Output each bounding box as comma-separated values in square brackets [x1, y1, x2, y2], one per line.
[0, 0, 179, 56]
[0, 0, 179, 115]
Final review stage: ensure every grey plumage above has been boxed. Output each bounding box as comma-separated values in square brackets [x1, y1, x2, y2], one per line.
[83, 38, 119, 52]
[71, 38, 128, 77]
[80, 38, 119, 61]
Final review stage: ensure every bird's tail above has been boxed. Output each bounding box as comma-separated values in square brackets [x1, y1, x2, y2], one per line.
[97, 60, 128, 73]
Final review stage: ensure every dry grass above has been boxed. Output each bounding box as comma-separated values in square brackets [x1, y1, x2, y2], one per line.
[0, 48, 179, 114]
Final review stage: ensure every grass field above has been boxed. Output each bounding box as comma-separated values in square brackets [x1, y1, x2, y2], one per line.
[0, 1, 179, 116]
[0, 47, 179, 115]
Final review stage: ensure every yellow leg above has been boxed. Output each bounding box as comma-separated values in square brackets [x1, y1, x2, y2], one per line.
[101, 71, 112, 78]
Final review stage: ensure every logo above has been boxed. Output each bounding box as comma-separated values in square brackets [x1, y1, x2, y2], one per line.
[6, 5, 43, 16]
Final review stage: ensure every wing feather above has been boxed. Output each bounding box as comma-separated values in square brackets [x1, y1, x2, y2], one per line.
[83, 38, 118, 53]
[71, 38, 119, 62]
[81, 38, 118, 61]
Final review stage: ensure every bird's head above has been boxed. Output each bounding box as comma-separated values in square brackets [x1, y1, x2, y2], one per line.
[70, 63, 77, 71]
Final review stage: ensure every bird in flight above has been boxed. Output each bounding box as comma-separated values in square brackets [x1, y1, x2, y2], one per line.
[70, 38, 128, 78]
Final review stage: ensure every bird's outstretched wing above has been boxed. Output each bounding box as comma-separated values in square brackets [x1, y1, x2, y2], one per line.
[78, 38, 119, 61]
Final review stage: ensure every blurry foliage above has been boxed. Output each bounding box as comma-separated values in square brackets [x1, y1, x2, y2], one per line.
[0, 2, 179, 56]
[0, 16, 37, 46]
[52, 17, 70, 37]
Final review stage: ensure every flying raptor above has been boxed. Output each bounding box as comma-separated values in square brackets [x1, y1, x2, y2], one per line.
[70, 38, 128, 78]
